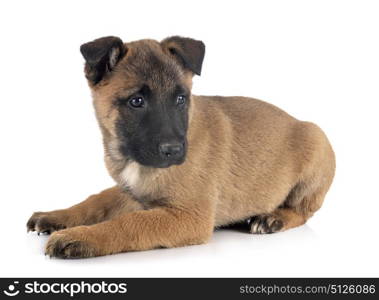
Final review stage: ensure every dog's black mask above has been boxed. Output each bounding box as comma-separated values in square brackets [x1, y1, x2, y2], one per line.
[116, 83, 190, 168]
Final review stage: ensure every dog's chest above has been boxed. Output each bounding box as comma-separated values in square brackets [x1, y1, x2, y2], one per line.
[120, 161, 141, 189]
[119, 162, 156, 198]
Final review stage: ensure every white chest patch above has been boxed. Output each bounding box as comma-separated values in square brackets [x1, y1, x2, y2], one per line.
[120, 161, 140, 189]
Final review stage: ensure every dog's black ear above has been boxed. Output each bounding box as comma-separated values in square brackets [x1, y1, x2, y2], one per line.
[161, 36, 205, 75]
[80, 36, 126, 84]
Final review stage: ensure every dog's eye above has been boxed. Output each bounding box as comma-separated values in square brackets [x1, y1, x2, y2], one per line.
[177, 95, 186, 105]
[129, 97, 145, 108]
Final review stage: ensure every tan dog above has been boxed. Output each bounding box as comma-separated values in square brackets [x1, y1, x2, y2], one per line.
[27, 36, 335, 258]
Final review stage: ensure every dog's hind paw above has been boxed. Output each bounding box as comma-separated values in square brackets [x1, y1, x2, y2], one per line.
[248, 214, 284, 234]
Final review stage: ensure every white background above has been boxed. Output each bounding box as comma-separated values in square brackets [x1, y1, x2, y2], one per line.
[0, 0, 378, 277]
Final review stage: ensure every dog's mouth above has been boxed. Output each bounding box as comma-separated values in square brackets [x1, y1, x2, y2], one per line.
[151, 156, 186, 168]
[132, 152, 186, 169]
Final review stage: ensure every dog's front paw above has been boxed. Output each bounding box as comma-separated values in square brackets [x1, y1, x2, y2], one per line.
[45, 227, 98, 259]
[27, 211, 68, 234]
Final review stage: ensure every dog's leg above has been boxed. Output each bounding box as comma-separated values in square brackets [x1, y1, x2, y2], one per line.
[249, 186, 329, 234]
[44, 205, 214, 258]
[27, 186, 142, 234]
[249, 136, 335, 235]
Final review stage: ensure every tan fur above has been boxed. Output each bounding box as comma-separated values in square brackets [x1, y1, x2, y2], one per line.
[27, 38, 335, 258]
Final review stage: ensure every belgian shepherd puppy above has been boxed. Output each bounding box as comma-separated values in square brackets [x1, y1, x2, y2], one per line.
[27, 36, 335, 258]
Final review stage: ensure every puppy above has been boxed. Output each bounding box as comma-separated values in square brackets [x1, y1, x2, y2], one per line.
[27, 36, 335, 258]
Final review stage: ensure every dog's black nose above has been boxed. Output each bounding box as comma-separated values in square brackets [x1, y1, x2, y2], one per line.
[159, 142, 184, 159]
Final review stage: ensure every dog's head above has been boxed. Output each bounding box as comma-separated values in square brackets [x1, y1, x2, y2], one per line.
[80, 36, 205, 168]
